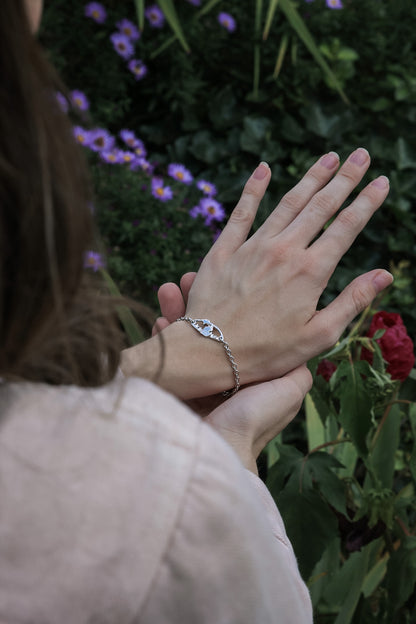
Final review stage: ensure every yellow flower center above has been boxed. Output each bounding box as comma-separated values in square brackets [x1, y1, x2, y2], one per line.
[156, 188, 164, 196]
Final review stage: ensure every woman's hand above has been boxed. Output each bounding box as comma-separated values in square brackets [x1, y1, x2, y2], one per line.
[183, 149, 392, 386]
[205, 365, 313, 475]
[122, 149, 392, 399]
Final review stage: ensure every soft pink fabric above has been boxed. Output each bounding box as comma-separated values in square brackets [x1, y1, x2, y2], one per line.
[0, 377, 312, 623]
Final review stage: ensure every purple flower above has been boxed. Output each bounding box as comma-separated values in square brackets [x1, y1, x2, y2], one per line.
[70, 90, 90, 111]
[186, 0, 201, 5]
[134, 140, 147, 158]
[151, 177, 173, 201]
[100, 148, 124, 164]
[119, 129, 140, 148]
[116, 18, 140, 41]
[168, 163, 193, 185]
[197, 179, 217, 196]
[85, 2, 107, 23]
[189, 205, 203, 219]
[145, 5, 165, 28]
[326, 0, 343, 7]
[128, 58, 148, 80]
[110, 32, 134, 59]
[89, 128, 115, 152]
[73, 125, 92, 146]
[84, 251, 106, 271]
[119, 150, 137, 164]
[218, 12, 236, 32]
[199, 197, 226, 225]
[135, 158, 154, 175]
[56, 92, 69, 113]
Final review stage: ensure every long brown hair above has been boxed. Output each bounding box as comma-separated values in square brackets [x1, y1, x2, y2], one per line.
[0, 0, 124, 386]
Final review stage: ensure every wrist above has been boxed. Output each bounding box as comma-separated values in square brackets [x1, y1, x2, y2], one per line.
[120, 320, 236, 400]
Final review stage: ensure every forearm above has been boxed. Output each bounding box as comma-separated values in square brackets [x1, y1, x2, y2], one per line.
[120, 321, 236, 400]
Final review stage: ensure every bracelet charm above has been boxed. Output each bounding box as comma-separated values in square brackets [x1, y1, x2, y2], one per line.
[176, 316, 240, 397]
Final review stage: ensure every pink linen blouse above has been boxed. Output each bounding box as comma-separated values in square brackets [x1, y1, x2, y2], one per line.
[0, 376, 313, 623]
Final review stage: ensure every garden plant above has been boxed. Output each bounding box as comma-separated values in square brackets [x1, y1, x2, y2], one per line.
[41, 0, 416, 621]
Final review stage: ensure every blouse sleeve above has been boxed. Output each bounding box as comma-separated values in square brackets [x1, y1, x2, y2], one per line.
[138, 418, 313, 624]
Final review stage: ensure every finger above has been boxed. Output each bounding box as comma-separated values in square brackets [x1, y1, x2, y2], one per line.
[306, 269, 394, 353]
[310, 175, 389, 267]
[282, 147, 371, 248]
[180, 272, 197, 304]
[255, 151, 340, 239]
[151, 317, 170, 336]
[157, 282, 186, 322]
[212, 162, 271, 256]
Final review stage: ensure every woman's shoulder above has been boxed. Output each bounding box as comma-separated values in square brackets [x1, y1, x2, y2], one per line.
[0, 376, 224, 622]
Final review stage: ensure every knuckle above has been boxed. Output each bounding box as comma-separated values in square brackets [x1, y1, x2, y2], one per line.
[280, 190, 302, 215]
[229, 198, 256, 226]
[351, 283, 371, 314]
[309, 192, 337, 220]
[336, 208, 363, 230]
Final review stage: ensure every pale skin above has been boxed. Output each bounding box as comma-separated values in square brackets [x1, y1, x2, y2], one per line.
[122, 151, 392, 473]
[27, 0, 392, 474]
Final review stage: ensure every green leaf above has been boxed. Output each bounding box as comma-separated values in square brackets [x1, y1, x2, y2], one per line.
[304, 103, 342, 139]
[101, 269, 145, 346]
[369, 403, 401, 488]
[240, 116, 274, 154]
[157, 0, 190, 53]
[322, 543, 372, 624]
[304, 451, 347, 515]
[385, 537, 416, 611]
[277, 487, 338, 580]
[133, 0, 145, 31]
[266, 443, 303, 496]
[362, 551, 389, 598]
[305, 392, 326, 451]
[263, 0, 280, 40]
[333, 360, 373, 458]
[395, 137, 416, 170]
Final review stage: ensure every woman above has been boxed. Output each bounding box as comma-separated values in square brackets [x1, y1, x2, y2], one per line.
[0, 0, 392, 622]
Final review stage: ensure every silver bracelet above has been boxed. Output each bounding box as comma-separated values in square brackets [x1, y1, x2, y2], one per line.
[176, 317, 240, 397]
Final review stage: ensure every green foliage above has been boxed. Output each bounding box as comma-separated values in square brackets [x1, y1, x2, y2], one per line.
[268, 307, 416, 623]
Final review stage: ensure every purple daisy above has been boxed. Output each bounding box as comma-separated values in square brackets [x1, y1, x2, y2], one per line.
[197, 179, 217, 196]
[128, 59, 148, 81]
[218, 12, 236, 33]
[89, 128, 115, 152]
[145, 5, 165, 28]
[134, 140, 147, 158]
[110, 32, 134, 59]
[168, 163, 193, 185]
[135, 158, 154, 175]
[326, 0, 343, 6]
[119, 129, 139, 149]
[70, 90, 90, 111]
[56, 92, 69, 113]
[85, 2, 107, 24]
[84, 251, 106, 272]
[73, 125, 92, 147]
[119, 150, 137, 164]
[189, 205, 203, 219]
[151, 177, 173, 201]
[199, 197, 226, 225]
[100, 148, 124, 164]
[116, 18, 140, 41]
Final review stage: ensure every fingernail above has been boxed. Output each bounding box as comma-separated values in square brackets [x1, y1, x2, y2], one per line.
[371, 175, 389, 189]
[253, 162, 270, 180]
[372, 270, 394, 292]
[349, 147, 370, 166]
[320, 151, 339, 169]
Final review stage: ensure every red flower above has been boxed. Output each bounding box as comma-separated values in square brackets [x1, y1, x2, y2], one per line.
[316, 359, 337, 382]
[361, 311, 415, 382]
